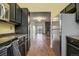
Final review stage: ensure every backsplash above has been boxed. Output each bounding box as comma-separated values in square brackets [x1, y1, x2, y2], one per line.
[0, 22, 15, 34]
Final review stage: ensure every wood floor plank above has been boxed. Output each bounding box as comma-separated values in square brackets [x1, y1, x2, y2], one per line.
[27, 34, 56, 56]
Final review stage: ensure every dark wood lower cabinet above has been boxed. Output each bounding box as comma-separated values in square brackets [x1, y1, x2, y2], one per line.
[18, 36, 30, 56]
[18, 37, 26, 56]
[25, 39, 29, 55]
[19, 42, 25, 56]
[27, 39, 30, 50]
[0, 35, 30, 56]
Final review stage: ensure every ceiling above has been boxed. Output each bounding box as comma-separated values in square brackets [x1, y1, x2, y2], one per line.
[18, 3, 69, 18]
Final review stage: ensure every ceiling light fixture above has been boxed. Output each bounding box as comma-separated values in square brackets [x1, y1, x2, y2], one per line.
[33, 16, 46, 22]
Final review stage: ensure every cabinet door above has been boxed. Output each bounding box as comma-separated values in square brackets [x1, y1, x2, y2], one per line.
[9, 3, 16, 22]
[22, 8, 28, 25]
[25, 39, 28, 54]
[27, 38, 30, 50]
[19, 42, 25, 56]
[15, 8, 29, 34]
[15, 4, 21, 24]
[76, 3, 79, 22]
[65, 3, 76, 13]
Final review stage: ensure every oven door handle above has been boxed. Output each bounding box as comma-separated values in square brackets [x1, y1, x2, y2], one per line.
[67, 43, 79, 50]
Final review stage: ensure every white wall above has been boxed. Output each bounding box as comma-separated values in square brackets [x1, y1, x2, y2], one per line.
[51, 19, 61, 55]
[61, 13, 79, 56]
[52, 29, 60, 55]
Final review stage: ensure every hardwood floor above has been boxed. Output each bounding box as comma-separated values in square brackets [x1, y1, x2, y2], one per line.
[27, 34, 56, 56]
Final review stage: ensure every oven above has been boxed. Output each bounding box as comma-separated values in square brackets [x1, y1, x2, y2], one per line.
[66, 36, 79, 56]
[67, 43, 79, 56]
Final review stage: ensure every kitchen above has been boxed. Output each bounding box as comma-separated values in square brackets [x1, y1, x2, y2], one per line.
[1, 3, 79, 56]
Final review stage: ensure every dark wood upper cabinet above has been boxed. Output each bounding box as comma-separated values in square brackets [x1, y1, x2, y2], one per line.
[0, 3, 16, 24]
[15, 4, 21, 24]
[8, 3, 21, 25]
[76, 3, 79, 22]
[9, 3, 16, 22]
[65, 3, 76, 13]
[21, 8, 29, 25]
[61, 3, 76, 13]
[61, 3, 79, 23]
[15, 8, 29, 34]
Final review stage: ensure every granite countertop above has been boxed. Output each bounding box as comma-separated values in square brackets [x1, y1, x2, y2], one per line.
[66, 35, 79, 40]
[0, 33, 28, 45]
[0, 36, 16, 44]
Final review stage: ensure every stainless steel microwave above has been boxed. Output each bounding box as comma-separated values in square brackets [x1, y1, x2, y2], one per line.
[0, 3, 10, 21]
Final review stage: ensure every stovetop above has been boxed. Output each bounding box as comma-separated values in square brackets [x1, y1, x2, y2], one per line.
[66, 35, 79, 47]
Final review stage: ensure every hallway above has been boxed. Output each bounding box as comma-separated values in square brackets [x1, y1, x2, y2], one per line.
[27, 34, 56, 56]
